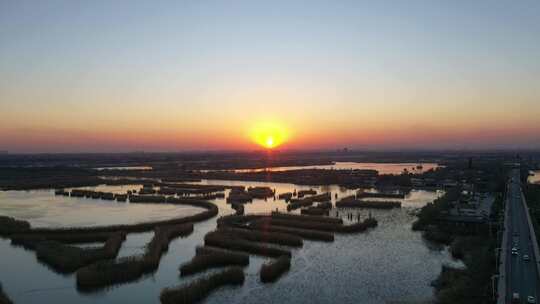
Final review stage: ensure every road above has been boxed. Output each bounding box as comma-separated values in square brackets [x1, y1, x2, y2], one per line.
[505, 169, 539, 303]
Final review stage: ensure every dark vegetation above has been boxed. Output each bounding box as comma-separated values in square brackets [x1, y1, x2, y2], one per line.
[524, 184, 540, 245]
[286, 192, 331, 211]
[252, 215, 377, 233]
[201, 168, 378, 188]
[180, 246, 249, 276]
[160, 267, 245, 304]
[0, 283, 13, 304]
[260, 255, 291, 283]
[336, 199, 401, 209]
[204, 231, 292, 258]
[249, 223, 334, 242]
[196, 211, 377, 285]
[0, 216, 30, 235]
[34, 232, 125, 273]
[0, 167, 100, 190]
[0, 166, 157, 191]
[231, 202, 245, 215]
[433, 237, 497, 304]
[192, 210, 375, 285]
[411, 187, 461, 243]
[217, 227, 303, 247]
[226, 188, 253, 204]
[411, 158, 508, 304]
[300, 201, 333, 216]
[297, 189, 317, 198]
[278, 192, 293, 201]
[247, 186, 275, 199]
[270, 212, 343, 224]
[300, 206, 329, 216]
[76, 223, 194, 290]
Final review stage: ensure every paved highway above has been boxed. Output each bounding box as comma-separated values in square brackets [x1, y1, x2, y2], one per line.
[505, 169, 539, 303]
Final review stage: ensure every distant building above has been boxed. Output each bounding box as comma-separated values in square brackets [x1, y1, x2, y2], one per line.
[0, 150, 7, 155]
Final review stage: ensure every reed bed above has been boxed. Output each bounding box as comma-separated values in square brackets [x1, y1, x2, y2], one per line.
[115, 194, 128, 202]
[337, 218, 378, 233]
[76, 257, 144, 290]
[129, 195, 166, 203]
[226, 190, 252, 204]
[0, 283, 13, 304]
[336, 199, 401, 209]
[249, 224, 334, 242]
[278, 192, 293, 201]
[271, 212, 343, 224]
[300, 207, 329, 216]
[160, 267, 245, 304]
[180, 246, 249, 276]
[217, 214, 334, 241]
[143, 223, 195, 271]
[260, 255, 291, 283]
[306, 192, 332, 202]
[34, 232, 126, 273]
[204, 231, 291, 258]
[231, 203, 244, 215]
[158, 183, 225, 190]
[254, 216, 377, 234]
[0, 216, 30, 235]
[287, 199, 314, 211]
[69, 190, 117, 200]
[253, 218, 338, 232]
[54, 189, 69, 196]
[247, 186, 274, 199]
[317, 201, 333, 209]
[286, 192, 331, 211]
[218, 227, 303, 247]
[297, 189, 317, 198]
[76, 223, 193, 289]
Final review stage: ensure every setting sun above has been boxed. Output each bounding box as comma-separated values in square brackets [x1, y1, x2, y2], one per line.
[249, 121, 289, 149]
[265, 137, 274, 148]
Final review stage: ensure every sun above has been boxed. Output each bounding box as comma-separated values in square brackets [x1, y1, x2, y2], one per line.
[249, 121, 289, 149]
[265, 137, 275, 148]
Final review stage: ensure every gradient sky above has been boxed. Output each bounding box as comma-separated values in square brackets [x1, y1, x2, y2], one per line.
[1, 0, 540, 153]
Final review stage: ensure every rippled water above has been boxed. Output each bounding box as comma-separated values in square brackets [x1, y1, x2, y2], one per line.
[0, 181, 458, 304]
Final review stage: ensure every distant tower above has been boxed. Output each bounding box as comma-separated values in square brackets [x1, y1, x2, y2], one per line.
[468, 157, 473, 170]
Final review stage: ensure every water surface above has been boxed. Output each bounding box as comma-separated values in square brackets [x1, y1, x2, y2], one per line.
[0, 180, 456, 304]
[0, 185, 203, 228]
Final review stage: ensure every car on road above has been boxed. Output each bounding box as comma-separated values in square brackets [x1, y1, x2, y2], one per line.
[523, 254, 530, 261]
[528, 295, 536, 303]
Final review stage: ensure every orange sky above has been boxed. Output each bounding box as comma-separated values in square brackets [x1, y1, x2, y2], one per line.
[1, 1, 540, 153]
